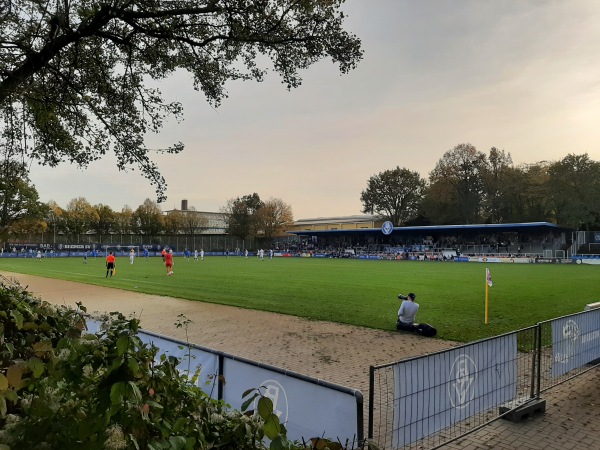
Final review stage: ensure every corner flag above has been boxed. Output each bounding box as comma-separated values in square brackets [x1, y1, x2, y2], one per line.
[486, 268, 493, 287]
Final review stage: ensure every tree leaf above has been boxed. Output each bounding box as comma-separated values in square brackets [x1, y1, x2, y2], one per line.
[269, 435, 286, 450]
[257, 396, 274, 419]
[168, 436, 187, 450]
[22, 322, 38, 331]
[6, 364, 25, 390]
[4, 343, 14, 359]
[127, 381, 142, 403]
[28, 357, 45, 378]
[110, 382, 126, 405]
[263, 412, 281, 440]
[9, 310, 23, 329]
[128, 358, 140, 377]
[116, 335, 129, 356]
[242, 387, 255, 398]
[32, 340, 53, 357]
[4, 390, 18, 403]
[172, 417, 188, 433]
[0, 374, 8, 390]
[241, 392, 258, 412]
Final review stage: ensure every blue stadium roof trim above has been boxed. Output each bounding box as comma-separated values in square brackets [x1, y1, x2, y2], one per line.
[286, 222, 568, 236]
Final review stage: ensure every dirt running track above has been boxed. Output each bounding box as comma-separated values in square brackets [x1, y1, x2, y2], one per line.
[4, 272, 600, 450]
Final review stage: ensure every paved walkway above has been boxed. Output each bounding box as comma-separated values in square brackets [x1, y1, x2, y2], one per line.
[5, 272, 600, 449]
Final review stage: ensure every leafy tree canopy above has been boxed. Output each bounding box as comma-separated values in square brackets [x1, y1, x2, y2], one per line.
[360, 166, 425, 226]
[0, 158, 48, 238]
[91, 203, 116, 234]
[546, 153, 600, 230]
[0, 0, 362, 201]
[133, 198, 164, 234]
[427, 143, 489, 224]
[255, 197, 293, 238]
[62, 196, 98, 235]
[223, 192, 263, 240]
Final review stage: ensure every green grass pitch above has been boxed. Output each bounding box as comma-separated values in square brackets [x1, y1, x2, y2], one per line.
[1, 255, 598, 342]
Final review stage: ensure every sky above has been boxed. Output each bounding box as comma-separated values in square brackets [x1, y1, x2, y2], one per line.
[29, 0, 600, 220]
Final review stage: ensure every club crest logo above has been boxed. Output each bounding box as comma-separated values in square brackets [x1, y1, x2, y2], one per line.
[448, 354, 478, 409]
[556, 319, 580, 364]
[382, 221, 394, 235]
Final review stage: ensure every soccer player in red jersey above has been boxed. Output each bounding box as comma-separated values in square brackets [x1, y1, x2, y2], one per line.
[165, 249, 174, 275]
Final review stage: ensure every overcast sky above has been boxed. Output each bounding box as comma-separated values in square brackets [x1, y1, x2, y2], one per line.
[29, 0, 600, 220]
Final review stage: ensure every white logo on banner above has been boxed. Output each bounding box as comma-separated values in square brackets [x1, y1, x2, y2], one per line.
[556, 319, 580, 364]
[448, 355, 477, 409]
[255, 379, 289, 423]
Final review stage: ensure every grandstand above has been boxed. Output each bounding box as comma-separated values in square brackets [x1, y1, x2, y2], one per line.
[285, 220, 571, 259]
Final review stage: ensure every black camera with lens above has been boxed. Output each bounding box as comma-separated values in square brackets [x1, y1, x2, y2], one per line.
[398, 294, 407, 300]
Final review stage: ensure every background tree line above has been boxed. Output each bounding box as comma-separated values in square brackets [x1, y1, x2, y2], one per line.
[2, 143, 600, 243]
[0, 191, 294, 242]
[361, 144, 600, 231]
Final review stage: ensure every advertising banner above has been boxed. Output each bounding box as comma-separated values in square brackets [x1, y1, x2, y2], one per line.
[393, 335, 517, 448]
[552, 309, 600, 378]
[222, 358, 359, 444]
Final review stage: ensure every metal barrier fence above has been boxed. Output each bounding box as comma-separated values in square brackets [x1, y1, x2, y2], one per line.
[368, 327, 538, 450]
[87, 320, 364, 446]
[538, 310, 600, 394]
[368, 309, 600, 450]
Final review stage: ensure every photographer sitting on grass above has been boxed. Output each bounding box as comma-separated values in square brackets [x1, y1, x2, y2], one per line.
[396, 292, 437, 337]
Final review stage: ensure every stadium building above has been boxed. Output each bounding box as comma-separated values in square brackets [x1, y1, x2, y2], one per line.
[284, 217, 573, 260]
[163, 199, 228, 235]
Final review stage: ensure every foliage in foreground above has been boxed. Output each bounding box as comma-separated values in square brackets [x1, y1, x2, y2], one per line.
[0, 279, 369, 449]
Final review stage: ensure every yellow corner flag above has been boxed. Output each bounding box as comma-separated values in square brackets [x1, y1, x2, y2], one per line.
[485, 268, 492, 324]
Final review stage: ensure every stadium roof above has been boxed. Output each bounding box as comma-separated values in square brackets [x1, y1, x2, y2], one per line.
[286, 222, 569, 236]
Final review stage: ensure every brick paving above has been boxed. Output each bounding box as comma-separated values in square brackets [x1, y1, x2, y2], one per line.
[6, 272, 600, 450]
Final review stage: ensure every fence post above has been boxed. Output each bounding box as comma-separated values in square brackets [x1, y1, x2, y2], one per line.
[536, 324, 543, 399]
[357, 393, 364, 445]
[218, 354, 224, 401]
[368, 365, 374, 439]
[529, 325, 539, 399]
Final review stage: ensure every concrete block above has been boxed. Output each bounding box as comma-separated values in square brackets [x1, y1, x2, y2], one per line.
[499, 397, 546, 422]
